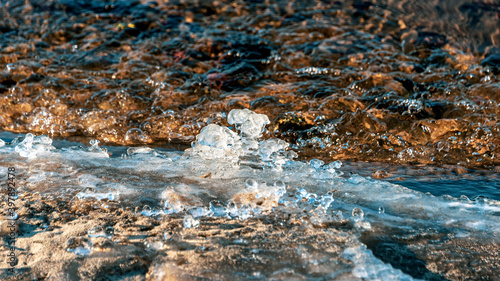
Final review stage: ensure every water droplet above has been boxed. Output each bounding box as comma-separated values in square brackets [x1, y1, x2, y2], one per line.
[105, 226, 114, 237]
[352, 207, 364, 220]
[142, 205, 152, 216]
[245, 179, 258, 190]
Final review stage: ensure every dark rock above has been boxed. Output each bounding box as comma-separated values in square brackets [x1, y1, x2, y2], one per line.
[81, 56, 116, 70]
[251, 96, 278, 109]
[481, 54, 500, 68]
[20, 73, 46, 84]
[416, 31, 447, 49]
[1, 77, 18, 88]
[427, 51, 454, 66]
[394, 77, 415, 93]
[35, 41, 50, 49]
[123, 27, 141, 37]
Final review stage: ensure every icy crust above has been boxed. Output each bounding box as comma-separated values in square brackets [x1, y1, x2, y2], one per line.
[1, 110, 499, 280]
[13, 133, 54, 159]
[342, 245, 414, 281]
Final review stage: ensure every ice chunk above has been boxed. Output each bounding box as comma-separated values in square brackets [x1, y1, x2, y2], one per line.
[76, 188, 119, 201]
[88, 139, 109, 158]
[329, 160, 342, 169]
[0, 138, 4, 147]
[160, 184, 205, 215]
[227, 109, 270, 138]
[14, 133, 54, 159]
[127, 146, 155, 155]
[258, 138, 288, 162]
[78, 174, 103, 188]
[188, 207, 212, 218]
[209, 200, 228, 217]
[348, 174, 366, 184]
[198, 124, 239, 148]
[183, 215, 199, 228]
[309, 159, 324, 169]
[342, 245, 413, 280]
[225, 202, 254, 221]
[189, 124, 242, 159]
[318, 193, 334, 209]
[233, 180, 286, 210]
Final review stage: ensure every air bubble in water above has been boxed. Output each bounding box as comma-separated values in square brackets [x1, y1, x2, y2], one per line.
[125, 128, 151, 143]
[459, 195, 471, 202]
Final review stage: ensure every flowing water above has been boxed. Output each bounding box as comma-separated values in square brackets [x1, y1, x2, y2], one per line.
[0, 0, 499, 280]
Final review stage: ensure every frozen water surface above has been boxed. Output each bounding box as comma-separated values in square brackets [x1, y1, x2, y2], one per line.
[0, 110, 499, 280]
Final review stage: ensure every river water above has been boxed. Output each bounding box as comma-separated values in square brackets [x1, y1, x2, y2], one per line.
[0, 0, 499, 280]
